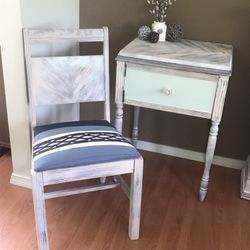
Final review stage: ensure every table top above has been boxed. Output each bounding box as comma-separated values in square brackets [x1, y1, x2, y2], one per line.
[117, 38, 233, 75]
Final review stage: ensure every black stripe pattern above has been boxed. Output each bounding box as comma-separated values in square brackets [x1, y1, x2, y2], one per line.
[33, 131, 130, 157]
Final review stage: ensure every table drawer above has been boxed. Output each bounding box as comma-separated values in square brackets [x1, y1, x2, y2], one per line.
[124, 66, 217, 117]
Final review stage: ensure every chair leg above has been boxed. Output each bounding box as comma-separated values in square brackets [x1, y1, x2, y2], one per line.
[32, 172, 49, 250]
[100, 177, 106, 183]
[129, 157, 143, 240]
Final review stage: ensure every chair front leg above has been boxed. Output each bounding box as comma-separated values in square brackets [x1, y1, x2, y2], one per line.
[129, 157, 143, 240]
[32, 172, 49, 250]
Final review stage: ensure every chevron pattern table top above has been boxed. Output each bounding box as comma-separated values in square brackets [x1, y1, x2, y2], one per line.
[116, 38, 233, 75]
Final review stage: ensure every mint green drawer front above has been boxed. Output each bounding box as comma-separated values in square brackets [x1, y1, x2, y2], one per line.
[124, 68, 217, 114]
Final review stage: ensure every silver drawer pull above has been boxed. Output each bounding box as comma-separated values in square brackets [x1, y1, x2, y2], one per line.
[160, 88, 171, 96]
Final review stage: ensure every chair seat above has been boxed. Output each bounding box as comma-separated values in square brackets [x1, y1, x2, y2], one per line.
[33, 120, 140, 172]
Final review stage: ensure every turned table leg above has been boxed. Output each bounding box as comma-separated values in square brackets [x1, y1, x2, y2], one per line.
[115, 102, 124, 134]
[132, 107, 140, 147]
[200, 121, 220, 202]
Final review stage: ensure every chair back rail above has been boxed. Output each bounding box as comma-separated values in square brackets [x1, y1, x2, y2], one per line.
[23, 28, 110, 127]
[27, 29, 105, 42]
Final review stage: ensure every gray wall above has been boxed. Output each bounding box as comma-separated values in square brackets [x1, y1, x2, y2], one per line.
[80, 0, 250, 160]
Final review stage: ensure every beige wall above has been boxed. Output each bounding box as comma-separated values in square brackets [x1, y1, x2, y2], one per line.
[80, 0, 250, 160]
[0, 0, 80, 188]
[0, 0, 31, 184]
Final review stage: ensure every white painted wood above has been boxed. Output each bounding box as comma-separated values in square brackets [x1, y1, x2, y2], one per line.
[125, 99, 212, 119]
[115, 103, 124, 134]
[117, 38, 233, 75]
[115, 175, 130, 199]
[199, 76, 230, 201]
[23, 29, 37, 127]
[30, 56, 105, 105]
[115, 61, 126, 133]
[100, 177, 106, 184]
[44, 181, 120, 199]
[28, 29, 144, 247]
[200, 121, 220, 202]
[103, 26, 110, 122]
[212, 76, 229, 122]
[43, 160, 135, 186]
[24, 28, 109, 128]
[115, 38, 232, 202]
[27, 29, 104, 42]
[31, 172, 49, 250]
[241, 155, 250, 200]
[129, 157, 143, 240]
[132, 107, 140, 146]
[115, 61, 126, 103]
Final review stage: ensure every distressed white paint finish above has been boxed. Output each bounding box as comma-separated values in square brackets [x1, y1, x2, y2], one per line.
[44, 181, 120, 199]
[129, 157, 143, 240]
[211, 76, 229, 122]
[115, 175, 130, 199]
[28, 29, 104, 42]
[115, 61, 126, 133]
[199, 121, 220, 202]
[103, 27, 111, 122]
[117, 38, 233, 75]
[24, 28, 110, 127]
[31, 171, 49, 250]
[199, 76, 230, 201]
[43, 160, 135, 185]
[132, 107, 140, 147]
[115, 38, 232, 202]
[241, 155, 250, 200]
[27, 28, 144, 250]
[31, 56, 105, 105]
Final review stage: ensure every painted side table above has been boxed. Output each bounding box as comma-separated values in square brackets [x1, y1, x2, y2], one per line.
[115, 38, 233, 201]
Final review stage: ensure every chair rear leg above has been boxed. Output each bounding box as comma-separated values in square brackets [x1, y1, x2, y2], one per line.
[129, 157, 143, 240]
[100, 177, 106, 183]
[32, 172, 49, 250]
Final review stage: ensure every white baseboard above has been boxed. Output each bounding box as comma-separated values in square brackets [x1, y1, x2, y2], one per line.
[10, 173, 32, 189]
[9, 140, 245, 190]
[136, 139, 246, 170]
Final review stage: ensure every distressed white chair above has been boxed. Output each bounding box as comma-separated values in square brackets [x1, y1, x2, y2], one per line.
[23, 28, 143, 250]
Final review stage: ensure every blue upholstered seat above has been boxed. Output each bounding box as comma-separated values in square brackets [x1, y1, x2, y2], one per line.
[33, 120, 140, 172]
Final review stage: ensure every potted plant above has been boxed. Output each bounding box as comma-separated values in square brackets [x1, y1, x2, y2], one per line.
[147, 0, 176, 41]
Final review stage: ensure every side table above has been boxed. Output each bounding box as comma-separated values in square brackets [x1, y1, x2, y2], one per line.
[115, 38, 233, 201]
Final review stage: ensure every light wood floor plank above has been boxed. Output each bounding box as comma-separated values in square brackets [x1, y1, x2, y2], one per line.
[0, 151, 250, 250]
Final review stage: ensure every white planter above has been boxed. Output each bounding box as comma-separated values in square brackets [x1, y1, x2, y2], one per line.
[152, 21, 167, 42]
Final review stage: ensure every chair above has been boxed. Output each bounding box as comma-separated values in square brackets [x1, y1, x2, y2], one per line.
[23, 27, 143, 250]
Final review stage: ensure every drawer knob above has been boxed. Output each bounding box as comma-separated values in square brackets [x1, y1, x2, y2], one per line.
[160, 88, 171, 96]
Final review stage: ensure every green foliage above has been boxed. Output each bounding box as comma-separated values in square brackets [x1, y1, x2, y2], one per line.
[147, 0, 176, 22]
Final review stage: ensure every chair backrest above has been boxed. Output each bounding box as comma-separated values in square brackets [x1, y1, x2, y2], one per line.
[23, 28, 110, 128]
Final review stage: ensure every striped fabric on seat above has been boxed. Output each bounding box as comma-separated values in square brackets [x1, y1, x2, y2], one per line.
[33, 120, 140, 172]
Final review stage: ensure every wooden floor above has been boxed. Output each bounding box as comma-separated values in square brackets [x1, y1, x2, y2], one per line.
[1, 151, 250, 250]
